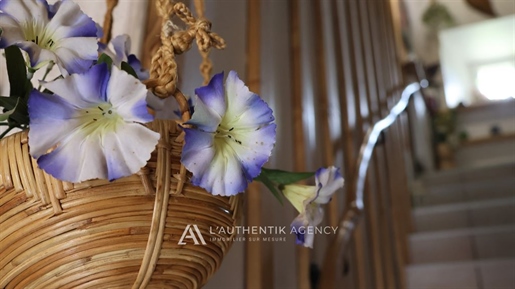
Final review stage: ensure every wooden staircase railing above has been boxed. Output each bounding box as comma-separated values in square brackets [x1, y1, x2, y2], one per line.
[320, 79, 428, 288]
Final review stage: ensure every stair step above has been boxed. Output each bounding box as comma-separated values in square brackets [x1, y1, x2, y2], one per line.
[420, 163, 515, 188]
[412, 163, 515, 207]
[412, 178, 515, 207]
[406, 258, 515, 289]
[413, 197, 515, 232]
[409, 225, 515, 264]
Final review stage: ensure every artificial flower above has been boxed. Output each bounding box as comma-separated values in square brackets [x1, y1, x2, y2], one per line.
[28, 63, 160, 182]
[181, 71, 276, 196]
[98, 34, 149, 80]
[0, 0, 101, 74]
[283, 166, 344, 248]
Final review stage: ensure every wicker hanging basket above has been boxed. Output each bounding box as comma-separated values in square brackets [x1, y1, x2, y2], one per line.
[0, 120, 241, 288]
[0, 1, 240, 288]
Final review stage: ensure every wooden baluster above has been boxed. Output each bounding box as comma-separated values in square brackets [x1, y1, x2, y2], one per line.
[318, 0, 357, 287]
[245, 0, 266, 288]
[312, 0, 339, 230]
[377, 0, 408, 287]
[289, 0, 311, 288]
[366, 0, 401, 287]
[357, 0, 387, 286]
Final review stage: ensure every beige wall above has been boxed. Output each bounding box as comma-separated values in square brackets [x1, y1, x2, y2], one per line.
[403, 0, 515, 64]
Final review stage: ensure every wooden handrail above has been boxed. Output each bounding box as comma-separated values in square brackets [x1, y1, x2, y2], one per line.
[320, 80, 428, 287]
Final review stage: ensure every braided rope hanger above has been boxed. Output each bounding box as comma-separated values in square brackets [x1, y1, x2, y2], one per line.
[146, 0, 226, 100]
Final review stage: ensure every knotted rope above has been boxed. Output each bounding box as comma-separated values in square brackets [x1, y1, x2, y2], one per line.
[145, 0, 226, 99]
[193, 0, 216, 85]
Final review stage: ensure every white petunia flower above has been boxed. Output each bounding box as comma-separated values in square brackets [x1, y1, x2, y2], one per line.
[28, 63, 160, 182]
[0, 0, 101, 74]
[283, 166, 344, 248]
[181, 71, 276, 196]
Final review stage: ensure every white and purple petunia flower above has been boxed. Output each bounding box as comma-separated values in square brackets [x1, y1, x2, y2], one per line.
[98, 34, 149, 80]
[283, 166, 344, 248]
[0, 0, 101, 74]
[181, 71, 276, 196]
[28, 63, 160, 182]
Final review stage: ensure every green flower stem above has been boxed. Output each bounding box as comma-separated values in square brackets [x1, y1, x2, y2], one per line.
[27, 70, 34, 80]
[38, 61, 55, 91]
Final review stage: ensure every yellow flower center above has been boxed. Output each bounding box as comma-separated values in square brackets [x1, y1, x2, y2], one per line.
[78, 103, 122, 135]
[215, 124, 242, 145]
[23, 21, 57, 50]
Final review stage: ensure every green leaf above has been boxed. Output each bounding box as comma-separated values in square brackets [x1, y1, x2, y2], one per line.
[255, 173, 284, 205]
[0, 98, 19, 121]
[7, 100, 29, 126]
[0, 96, 19, 111]
[97, 53, 113, 66]
[5, 45, 28, 98]
[260, 168, 315, 185]
[121, 61, 138, 78]
[0, 81, 32, 127]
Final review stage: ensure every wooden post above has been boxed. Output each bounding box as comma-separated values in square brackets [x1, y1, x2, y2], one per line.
[366, 0, 403, 287]
[312, 0, 339, 228]
[245, 1, 265, 288]
[289, 0, 310, 288]
[357, 0, 387, 286]
[345, 0, 374, 287]
[376, 0, 407, 287]
[141, 0, 161, 69]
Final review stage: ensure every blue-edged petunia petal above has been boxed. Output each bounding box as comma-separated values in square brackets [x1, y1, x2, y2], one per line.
[182, 128, 216, 177]
[53, 38, 98, 74]
[42, 63, 110, 107]
[109, 34, 130, 63]
[99, 34, 149, 81]
[106, 66, 153, 123]
[47, 0, 100, 38]
[0, 0, 48, 23]
[314, 166, 344, 204]
[195, 71, 225, 118]
[128, 54, 150, 81]
[224, 70, 275, 128]
[183, 128, 249, 196]
[281, 166, 344, 247]
[291, 214, 315, 248]
[182, 70, 276, 196]
[37, 131, 106, 182]
[186, 93, 222, 132]
[101, 123, 160, 181]
[28, 90, 83, 158]
[0, 0, 99, 74]
[30, 62, 158, 183]
[227, 123, 276, 180]
[0, 15, 26, 48]
[191, 140, 248, 196]
[99, 34, 128, 66]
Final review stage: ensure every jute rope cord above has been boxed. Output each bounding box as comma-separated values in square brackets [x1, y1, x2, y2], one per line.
[0, 1, 238, 288]
[193, 0, 215, 85]
[145, 0, 226, 98]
